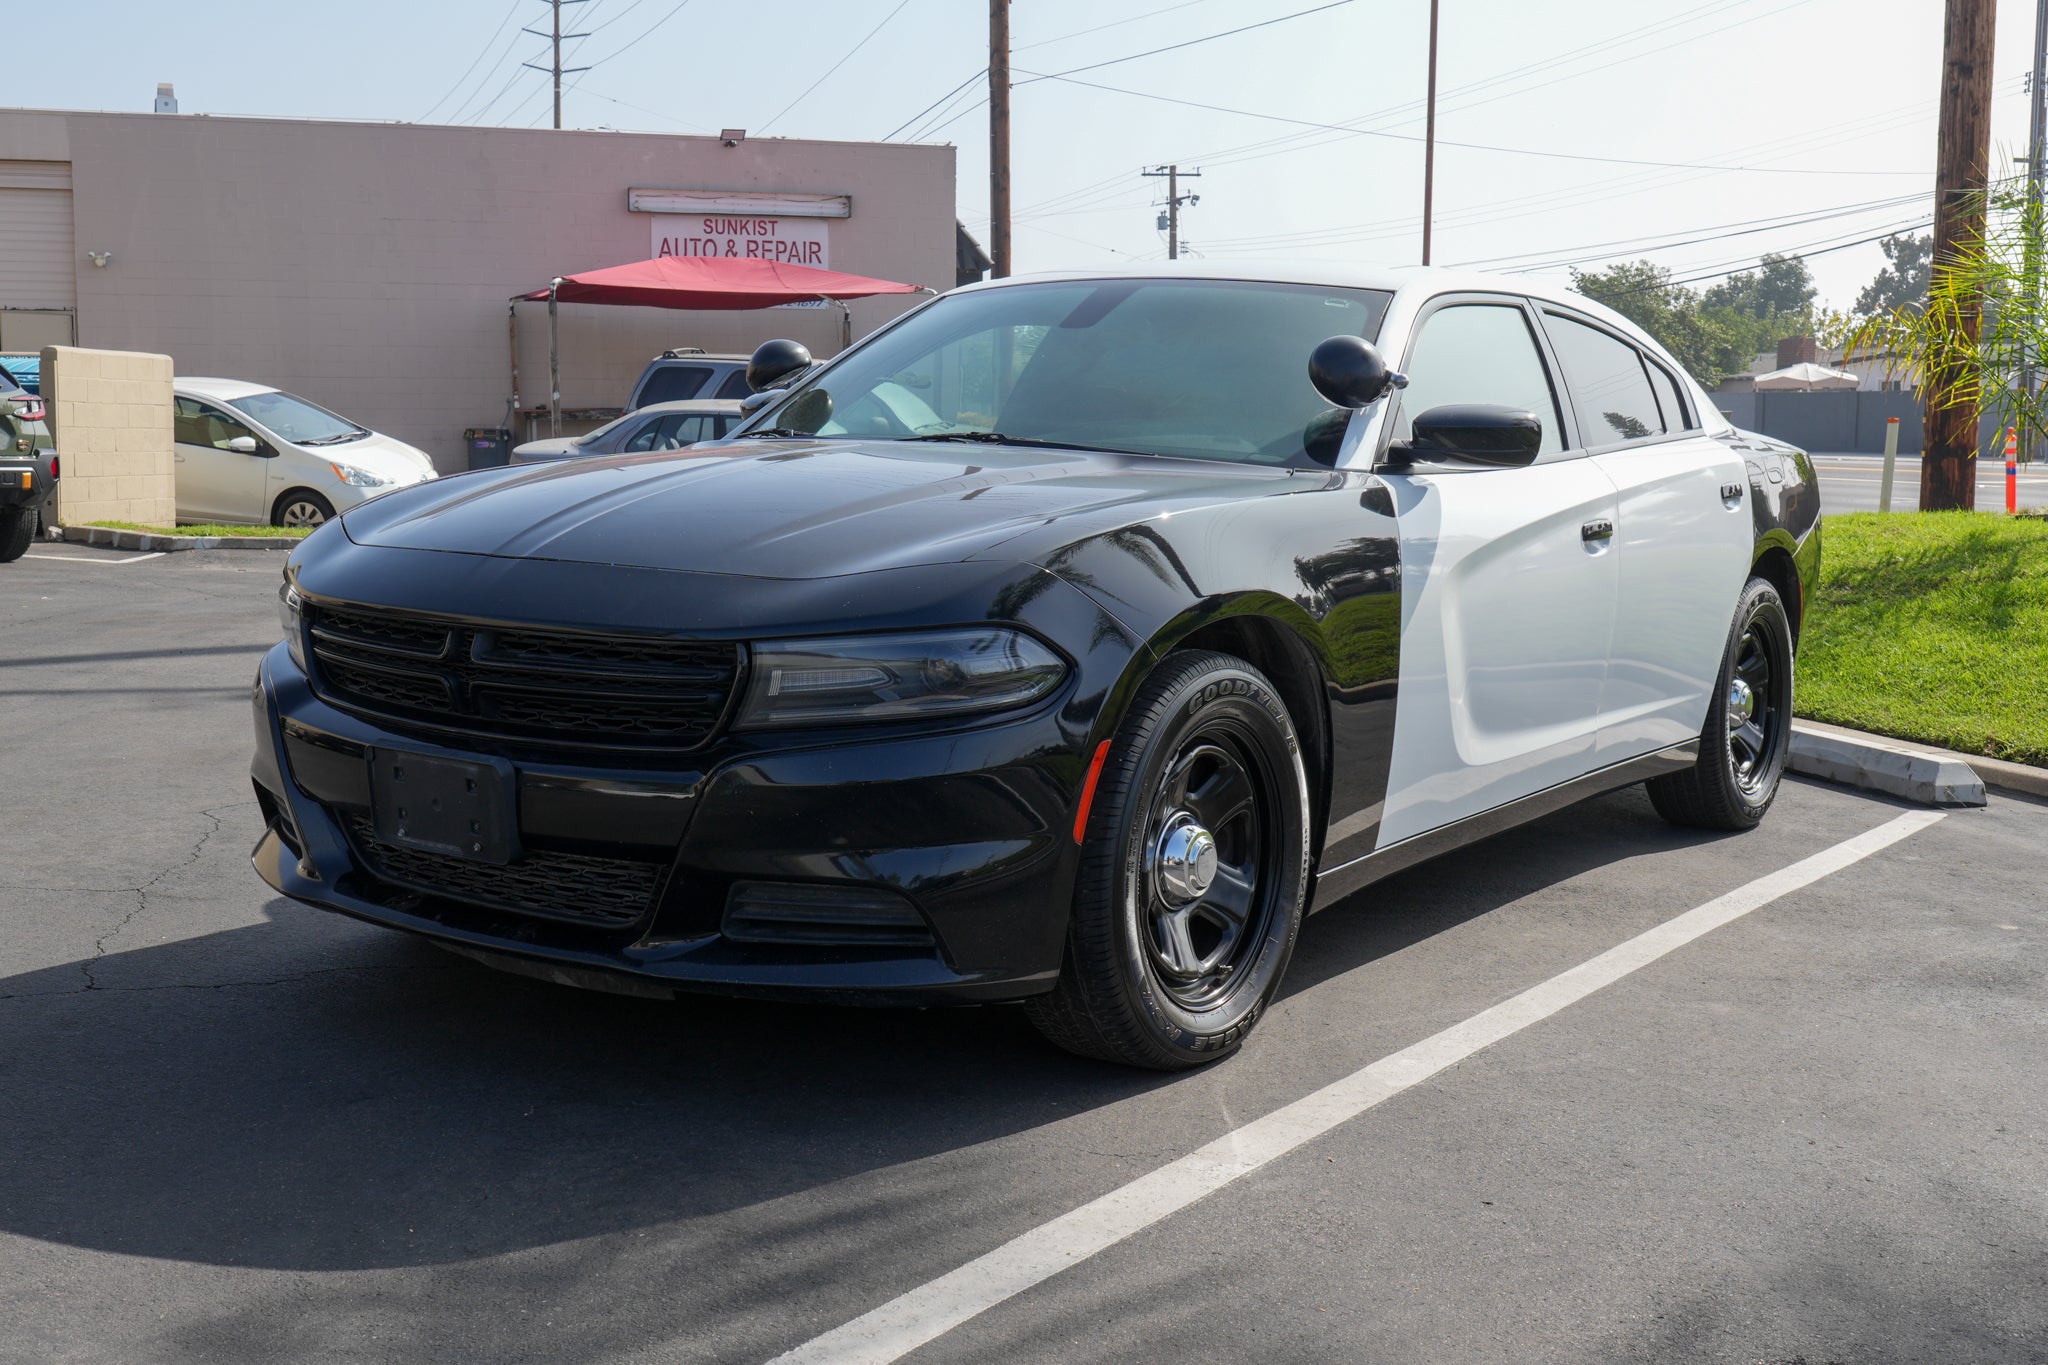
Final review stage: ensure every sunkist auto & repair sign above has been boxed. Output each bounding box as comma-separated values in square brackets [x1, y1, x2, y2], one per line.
[652, 216, 830, 267]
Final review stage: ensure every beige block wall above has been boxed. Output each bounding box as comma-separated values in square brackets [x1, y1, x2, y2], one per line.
[42, 345, 174, 526]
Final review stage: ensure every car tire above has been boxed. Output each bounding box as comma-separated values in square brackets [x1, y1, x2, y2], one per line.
[1647, 575, 1795, 831]
[1026, 650, 1312, 1070]
[271, 489, 337, 529]
[0, 508, 33, 563]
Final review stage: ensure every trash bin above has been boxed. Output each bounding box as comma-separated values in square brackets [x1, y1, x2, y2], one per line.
[464, 427, 513, 470]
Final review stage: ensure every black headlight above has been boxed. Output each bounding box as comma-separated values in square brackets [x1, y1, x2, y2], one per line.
[733, 627, 1065, 729]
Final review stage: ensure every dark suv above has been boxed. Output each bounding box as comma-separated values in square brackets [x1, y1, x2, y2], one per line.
[625, 349, 754, 410]
[0, 362, 55, 562]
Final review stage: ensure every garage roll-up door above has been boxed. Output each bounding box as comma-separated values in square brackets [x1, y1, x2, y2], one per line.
[0, 161, 75, 310]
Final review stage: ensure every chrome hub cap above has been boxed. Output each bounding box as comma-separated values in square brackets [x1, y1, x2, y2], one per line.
[1152, 816, 1220, 906]
[1727, 677, 1756, 729]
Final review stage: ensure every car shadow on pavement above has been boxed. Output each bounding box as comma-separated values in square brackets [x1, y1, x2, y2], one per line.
[0, 787, 1736, 1285]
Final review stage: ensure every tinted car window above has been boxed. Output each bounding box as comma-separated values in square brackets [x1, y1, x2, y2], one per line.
[622, 416, 669, 452]
[713, 369, 754, 400]
[1543, 314, 1665, 444]
[1644, 358, 1692, 432]
[760, 279, 1393, 466]
[638, 365, 712, 406]
[1395, 303, 1562, 454]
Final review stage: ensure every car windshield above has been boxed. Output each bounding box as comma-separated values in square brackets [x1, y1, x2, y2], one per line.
[752, 278, 1392, 466]
[574, 412, 640, 446]
[225, 390, 368, 445]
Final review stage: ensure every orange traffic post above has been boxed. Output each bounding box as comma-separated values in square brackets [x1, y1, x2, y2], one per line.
[2007, 425, 2020, 514]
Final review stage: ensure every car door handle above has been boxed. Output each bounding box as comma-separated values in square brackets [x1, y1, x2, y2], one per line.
[1720, 481, 1744, 503]
[1581, 519, 1614, 542]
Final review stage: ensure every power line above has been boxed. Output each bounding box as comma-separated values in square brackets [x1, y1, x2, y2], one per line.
[1015, 0, 1357, 88]
[760, 0, 916, 135]
[1454, 194, 1928, 271]
[420, 0, 525, 122]
[1021, 69, 1933, 179]
[1015, 0, 1223, 52]
[882, 68, 983, 141]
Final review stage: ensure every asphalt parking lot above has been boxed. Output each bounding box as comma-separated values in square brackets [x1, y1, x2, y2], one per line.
[3, 544, 2045, 1365]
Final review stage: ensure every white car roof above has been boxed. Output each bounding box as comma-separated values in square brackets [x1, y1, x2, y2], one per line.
[174, 376, 281, 401]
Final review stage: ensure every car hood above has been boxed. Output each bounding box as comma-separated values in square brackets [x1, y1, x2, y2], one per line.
[512, 437, 583, 460]
[340, 438, 1295, 579]
[319, 431, 437, 481]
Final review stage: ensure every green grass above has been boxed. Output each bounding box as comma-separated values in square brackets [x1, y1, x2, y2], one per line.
[89, 520, 313, 539]
[1798, 512, 2048, 766]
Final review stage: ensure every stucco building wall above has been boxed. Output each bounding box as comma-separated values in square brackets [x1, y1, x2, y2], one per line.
[0, 109, 955, 470]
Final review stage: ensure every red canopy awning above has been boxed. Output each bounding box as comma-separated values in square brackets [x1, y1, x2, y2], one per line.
[518, 255, 925, 310]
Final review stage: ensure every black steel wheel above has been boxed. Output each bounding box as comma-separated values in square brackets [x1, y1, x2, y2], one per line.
[1026, 650, 1311, 1069]
[1647, 576, 1795, 830]
[272, 489, 336, 529]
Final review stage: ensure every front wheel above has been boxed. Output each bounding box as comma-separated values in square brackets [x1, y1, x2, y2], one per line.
[1647, 575, 1795, 830]
[1026, 651, 1312, 1070]
[271, 489, 336, 529]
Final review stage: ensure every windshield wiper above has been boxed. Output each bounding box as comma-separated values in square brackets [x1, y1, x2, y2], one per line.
[302, 430, 369, 446]
[903, 431, 1144, 455]
[735, 427, 819, 440]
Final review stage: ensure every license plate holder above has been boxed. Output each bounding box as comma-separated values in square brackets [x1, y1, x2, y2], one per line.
[367, 748, 520, 865]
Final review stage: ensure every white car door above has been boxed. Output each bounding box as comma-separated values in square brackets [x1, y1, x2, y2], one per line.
[1534, 308, 1753, 768]
[173, 397, 272, 523]
[1374, 297, 1622, 849]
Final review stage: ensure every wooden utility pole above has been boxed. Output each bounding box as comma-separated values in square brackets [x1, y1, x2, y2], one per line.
[522, 0, 589, 131]
[1421, 0, 1440, 265]
[989, 0, 1012, 278]
[1143, 165, 1202, 259]
[1925, 0, 1996, 510]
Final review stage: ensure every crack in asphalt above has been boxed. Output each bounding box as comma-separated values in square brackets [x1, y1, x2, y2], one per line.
[1, 960, 458, 1005]
[69, 802, 254, 992]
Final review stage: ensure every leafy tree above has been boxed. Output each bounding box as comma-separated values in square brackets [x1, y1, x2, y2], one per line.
[1847, 180, 2048, 507]
[1571, 259, 1820, 385]
[1854, 233, 1933, 314]
[1702, 253, 1816, 318]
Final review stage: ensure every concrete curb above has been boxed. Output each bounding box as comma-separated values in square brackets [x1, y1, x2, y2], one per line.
[60, 525, 301, 553]
[1790, 721, 2005, 806]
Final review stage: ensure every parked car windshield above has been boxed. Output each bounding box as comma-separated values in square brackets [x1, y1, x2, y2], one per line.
[225, 389, 368, 445]
[757, 278, 1393, 465]
[574, 412, 639, 446]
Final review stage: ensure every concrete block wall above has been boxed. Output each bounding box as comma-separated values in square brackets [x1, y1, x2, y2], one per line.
[42, 344, 175, 525]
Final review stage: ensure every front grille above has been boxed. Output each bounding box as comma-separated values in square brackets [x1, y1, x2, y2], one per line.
[343, 813, 662, 928]
[305, 601, 741, 748]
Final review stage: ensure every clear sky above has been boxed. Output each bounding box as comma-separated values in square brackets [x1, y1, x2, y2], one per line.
[13, 0, 2044, 308]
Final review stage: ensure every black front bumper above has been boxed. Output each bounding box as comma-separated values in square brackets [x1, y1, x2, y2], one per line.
[0, 450, 55, 513]
[250, 642, 1094, 1004]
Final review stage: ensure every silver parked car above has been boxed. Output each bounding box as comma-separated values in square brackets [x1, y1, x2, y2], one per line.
[511, 399, 742, 465]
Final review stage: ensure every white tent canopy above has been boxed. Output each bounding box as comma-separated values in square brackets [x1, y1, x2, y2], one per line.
[1754, 361, 1859, 392]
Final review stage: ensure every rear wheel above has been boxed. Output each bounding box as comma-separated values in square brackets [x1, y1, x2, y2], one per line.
[0, 508, 33, 562]
[1647, 576, 1795, 830]
[271, 489, 336, 529]
[1026, 650, 1311, 1070]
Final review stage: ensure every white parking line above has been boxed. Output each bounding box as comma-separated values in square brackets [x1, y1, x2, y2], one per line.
[768, 809, 1946, 1365]
[23, 551, 167, 566]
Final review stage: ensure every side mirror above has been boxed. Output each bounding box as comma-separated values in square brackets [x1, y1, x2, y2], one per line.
[1309, 335, 1405, 409]
[226, 435, 260, 454]
[747, 338, 812, 393]
[738, 389, 783, 414]
[1408, 403, 1543, 468]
